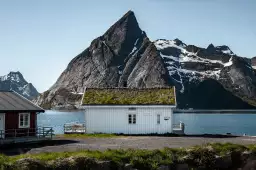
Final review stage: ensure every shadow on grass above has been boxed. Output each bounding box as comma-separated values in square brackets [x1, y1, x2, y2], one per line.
[0, 139, 79, 156]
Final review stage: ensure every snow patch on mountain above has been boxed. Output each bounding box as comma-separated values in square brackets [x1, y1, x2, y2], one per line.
[224, 57, 233, 67]
[0, 72, 21, 82]
[155, 39, 233, 66]
[154, 39, 236, 92]
[129, 32, 145, 57]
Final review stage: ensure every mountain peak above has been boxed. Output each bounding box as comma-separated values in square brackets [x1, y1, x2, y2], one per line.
[102, 10, 144, 57]
[104, 10, 141, 38]
[215, 45, 234, 55]
[173, 38, 186, 47]
[206, 44, 235, 55]
[0, 71, 26, 84]
[9, 71, 22, 76]
[123, 10, 135, 18]
[207, 43, 215, 49]
[0, 72, 39, 100]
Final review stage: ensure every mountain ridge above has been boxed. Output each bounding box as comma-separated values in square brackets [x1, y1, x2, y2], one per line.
[35, 11, 256, 110]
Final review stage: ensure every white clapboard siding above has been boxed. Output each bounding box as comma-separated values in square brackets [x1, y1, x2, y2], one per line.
[85, 106, 173, 134]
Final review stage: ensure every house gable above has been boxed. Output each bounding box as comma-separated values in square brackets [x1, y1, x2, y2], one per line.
[0, 91, 44, 113]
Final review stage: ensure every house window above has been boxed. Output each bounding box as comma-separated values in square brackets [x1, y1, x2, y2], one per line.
[19, 113, 30, 128]
[128, 114, 136, 124]
[157, 114, 160, 124]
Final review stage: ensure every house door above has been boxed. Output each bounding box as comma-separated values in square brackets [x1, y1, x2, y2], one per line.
[0, 114, 5, 139]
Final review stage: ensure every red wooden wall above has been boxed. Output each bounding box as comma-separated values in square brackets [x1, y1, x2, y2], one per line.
[5, 112, 37, 137]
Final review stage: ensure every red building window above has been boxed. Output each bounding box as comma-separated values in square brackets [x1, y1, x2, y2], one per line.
[19, 113, 30, 128]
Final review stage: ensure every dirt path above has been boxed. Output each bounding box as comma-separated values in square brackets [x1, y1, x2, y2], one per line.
[23, 136, 256, 154]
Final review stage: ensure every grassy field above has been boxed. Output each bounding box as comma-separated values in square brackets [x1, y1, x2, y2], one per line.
[1, 143, 256, 169]
[55, 133, 182, 138]
[56, 133, 122, 138]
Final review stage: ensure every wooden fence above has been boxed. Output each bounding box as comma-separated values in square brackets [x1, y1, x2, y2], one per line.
[0, 127, 53, 144]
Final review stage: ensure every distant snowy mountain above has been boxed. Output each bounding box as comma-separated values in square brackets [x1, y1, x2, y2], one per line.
[0, 71, 39, 100]
[154, 39, 234, 93]
[155, 39, 256, 109]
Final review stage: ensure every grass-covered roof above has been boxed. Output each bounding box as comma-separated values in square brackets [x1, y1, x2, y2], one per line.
[82, 87, 176, 105]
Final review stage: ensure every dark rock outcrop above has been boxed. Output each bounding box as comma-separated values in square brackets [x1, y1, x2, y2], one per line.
[178, 79, 255, 109]
[0, 71, 39, 100]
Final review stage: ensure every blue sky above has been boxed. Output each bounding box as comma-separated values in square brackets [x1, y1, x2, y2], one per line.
[0, 0, 255, 92]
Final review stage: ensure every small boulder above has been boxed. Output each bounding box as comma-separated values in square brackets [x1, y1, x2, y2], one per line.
[51, 157, 76, 170]
[241, 151, 253, 166]
[175, 164, 189, 170]
[124, 163, 134, 170]
[157, 165, 169, 170]
[242, 156, 256, 170]
[215, 155, 232, 170]
[93, 160, 112, 170]
[13, 158, 46, 170]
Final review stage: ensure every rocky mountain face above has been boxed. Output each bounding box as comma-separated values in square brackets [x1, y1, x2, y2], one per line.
[251, 57, 256, 69]
[154, 39, 256, 109]
[36, 11, 256, 110]
[35, 11, 170, 110]
[0, 71, 39, 100]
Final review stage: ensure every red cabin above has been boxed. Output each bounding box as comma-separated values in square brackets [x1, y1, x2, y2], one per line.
[0, 91, 51, 143]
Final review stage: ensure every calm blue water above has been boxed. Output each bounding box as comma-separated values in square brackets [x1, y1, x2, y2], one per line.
[174, 114, 256, 136]
[37, 110, 84, 134]
[37, 110, 256, 136]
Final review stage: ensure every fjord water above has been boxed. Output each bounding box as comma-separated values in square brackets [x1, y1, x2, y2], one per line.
[37, 110, 85, 134]
[174, 113, 256, 136]
[37, 110, 256, 136]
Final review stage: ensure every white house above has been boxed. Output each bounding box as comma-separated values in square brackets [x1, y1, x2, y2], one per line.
[81, 87, 177, 134]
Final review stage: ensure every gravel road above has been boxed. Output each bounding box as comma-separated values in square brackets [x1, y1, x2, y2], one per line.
[24, 136, 256, 154]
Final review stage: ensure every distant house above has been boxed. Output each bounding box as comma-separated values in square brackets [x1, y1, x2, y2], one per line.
[0, 91, 48, 142]
[81, 87, 177, 134]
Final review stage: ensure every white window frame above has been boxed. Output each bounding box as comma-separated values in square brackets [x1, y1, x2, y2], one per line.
[128, 114, 136, 124]
[19, 113, 30, 128]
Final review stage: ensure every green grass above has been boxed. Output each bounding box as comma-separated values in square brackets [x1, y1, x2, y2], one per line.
[56, 133, 121, 138]
[1, 148, 180, 169]
[56, 133, 180, 138]
[0, 143, 255, 170]
[208, 142, 247, 155]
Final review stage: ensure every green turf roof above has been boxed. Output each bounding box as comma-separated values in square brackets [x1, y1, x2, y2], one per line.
[82, 87, 176, 105]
